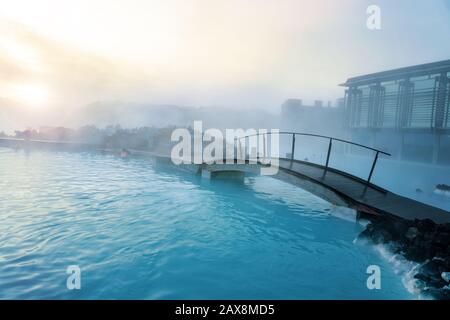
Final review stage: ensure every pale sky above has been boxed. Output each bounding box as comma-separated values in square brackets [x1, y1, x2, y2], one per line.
[0, 0, 449, 117]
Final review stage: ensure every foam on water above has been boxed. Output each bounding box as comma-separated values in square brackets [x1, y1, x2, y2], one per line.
[373, 244, 424, 297]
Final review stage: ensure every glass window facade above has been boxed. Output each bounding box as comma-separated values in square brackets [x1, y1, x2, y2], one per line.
[343, 62, 450, 130]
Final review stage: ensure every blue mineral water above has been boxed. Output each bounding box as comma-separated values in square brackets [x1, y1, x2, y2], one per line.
[0, 149, 414, 299]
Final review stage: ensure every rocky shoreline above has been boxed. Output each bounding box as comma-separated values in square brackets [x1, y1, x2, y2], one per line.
[357, 213, 450, 299]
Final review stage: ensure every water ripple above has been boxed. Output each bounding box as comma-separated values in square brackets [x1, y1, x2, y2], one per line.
[0, 149, 413, 299]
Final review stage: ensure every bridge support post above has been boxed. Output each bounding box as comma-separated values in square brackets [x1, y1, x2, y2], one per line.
[367, 151, 379, 183]
[263, 134, 266, 160]
[291, 133, 295, 162]
[325, 138, 332, 169]
[201, 169, 211, 179]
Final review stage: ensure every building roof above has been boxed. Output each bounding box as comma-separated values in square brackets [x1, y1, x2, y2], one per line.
[340, 59, 450, 87]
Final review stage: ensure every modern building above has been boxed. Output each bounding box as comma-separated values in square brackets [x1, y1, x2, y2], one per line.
[341, 60, 450, 164]
[280, 99, 344, 136]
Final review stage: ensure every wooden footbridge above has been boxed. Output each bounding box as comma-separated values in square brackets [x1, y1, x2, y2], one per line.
[201, 132, 450, 224]
[2, 133, 449, 224]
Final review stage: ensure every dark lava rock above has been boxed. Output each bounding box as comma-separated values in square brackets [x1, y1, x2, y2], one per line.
[441, 272, 450, 283]
[437, 223, 450, 232]
[414, 272, 446, 289]
[420, 260, 445, 280]
[415, 219, 436, 233]
[434, 232, 450, 247]
[373, 228, 393, 244]
[422, 287, 450, 300]
[436, 184, 450, 191]
[404, 246, 427, 262]
[358, 215, 450, 300]
[405, 227, 419, 240]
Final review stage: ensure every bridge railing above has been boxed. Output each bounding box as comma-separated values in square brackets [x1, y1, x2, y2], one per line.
[237, 132, 391, 184]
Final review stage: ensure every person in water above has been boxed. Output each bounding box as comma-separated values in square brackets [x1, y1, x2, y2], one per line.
[120, 148, 130, 158]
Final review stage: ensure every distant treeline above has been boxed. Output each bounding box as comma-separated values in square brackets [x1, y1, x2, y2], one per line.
[1, 125, 184, 153]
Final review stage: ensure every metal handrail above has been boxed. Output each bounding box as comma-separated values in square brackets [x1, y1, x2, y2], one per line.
[237, 131, 391, 184]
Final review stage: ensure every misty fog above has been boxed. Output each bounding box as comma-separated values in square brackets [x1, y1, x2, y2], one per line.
[1, 0, 450, 213]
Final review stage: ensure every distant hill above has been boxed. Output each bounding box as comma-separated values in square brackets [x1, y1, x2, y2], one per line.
[1, 99, 280, 132]
[74, 101, 280, 130]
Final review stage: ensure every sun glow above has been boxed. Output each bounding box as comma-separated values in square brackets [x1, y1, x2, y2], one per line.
[0, 38, 41, 72]
[11, 84, 50, 107]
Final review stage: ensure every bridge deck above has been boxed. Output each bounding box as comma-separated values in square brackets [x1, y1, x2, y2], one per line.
[277, 159, 450, 224]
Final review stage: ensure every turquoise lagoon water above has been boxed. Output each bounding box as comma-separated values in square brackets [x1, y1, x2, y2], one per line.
[0, 148, 414, 299]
